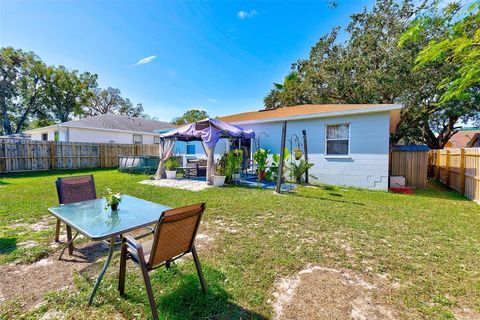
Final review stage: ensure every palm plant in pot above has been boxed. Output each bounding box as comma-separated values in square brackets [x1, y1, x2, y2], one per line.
[213, 153, 227, 187]
[253, 148, 270, 182]
[164, 157, 178, 179]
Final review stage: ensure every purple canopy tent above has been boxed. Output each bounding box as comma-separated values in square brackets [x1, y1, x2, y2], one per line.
[155, 118, 255, 185]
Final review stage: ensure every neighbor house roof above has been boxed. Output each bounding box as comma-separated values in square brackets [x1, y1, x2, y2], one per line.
[25, 114, 176, 135]
[445, 127, 480, 148]
[219, 104, 402, 124]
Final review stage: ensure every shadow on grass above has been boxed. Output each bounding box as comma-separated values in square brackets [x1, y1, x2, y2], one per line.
[122, 266, 266, 320]
[410, 180, 472, 202]
[0, 238, 16, 254]
[0, 168, 116, 180]
[288, 193, 365, 206]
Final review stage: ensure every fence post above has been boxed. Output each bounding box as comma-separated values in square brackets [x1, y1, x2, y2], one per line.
[460, 148, 466, 195]
[435, 150, 441, 179]
[445, 149, 450, 187]
[49, 141, 56, 170]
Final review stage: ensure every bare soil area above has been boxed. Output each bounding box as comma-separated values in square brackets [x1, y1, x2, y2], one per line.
[272, 266, 398, 320]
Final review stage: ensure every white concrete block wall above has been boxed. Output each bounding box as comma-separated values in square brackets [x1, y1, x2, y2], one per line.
[234, 112, 391, 190]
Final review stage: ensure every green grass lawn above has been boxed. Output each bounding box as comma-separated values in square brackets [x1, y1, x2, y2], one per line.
[1, 169, 480, 319]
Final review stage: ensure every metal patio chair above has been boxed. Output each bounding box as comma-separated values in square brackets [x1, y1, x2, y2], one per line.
[55, 175, 97, 255]
[118, 203, 207, 320]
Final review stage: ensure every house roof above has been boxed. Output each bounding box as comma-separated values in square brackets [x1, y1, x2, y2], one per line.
[446, 128, 480, 148]
[466, 133, 480, 148]
[218, 104, 402, 124]
[25, 114, 176, 134]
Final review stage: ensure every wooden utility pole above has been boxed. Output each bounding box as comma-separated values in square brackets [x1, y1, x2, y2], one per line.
[302, 130, 309, 184]
[275, 121, 287, 193]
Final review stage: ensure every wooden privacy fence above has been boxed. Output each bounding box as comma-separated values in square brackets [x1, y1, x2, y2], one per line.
[0, 139, 159, 173]
[429, 148, 480, 203]
[390, 146, 429, 189]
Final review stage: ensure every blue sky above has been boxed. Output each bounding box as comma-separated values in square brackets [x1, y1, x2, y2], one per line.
[1, 0, 374, 122]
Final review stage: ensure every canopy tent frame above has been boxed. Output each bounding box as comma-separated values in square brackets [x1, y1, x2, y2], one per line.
[155, 118, 255, 185]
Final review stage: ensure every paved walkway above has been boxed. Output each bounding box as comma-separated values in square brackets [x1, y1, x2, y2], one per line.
[139, 178, 212, 192]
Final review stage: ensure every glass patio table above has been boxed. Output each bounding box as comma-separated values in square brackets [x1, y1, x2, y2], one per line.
[48, 195, 171, 305]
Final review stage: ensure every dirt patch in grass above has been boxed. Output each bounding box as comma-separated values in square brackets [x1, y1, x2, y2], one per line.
[272, 266, 398, 320]
[0, 228, 215, 311]
[0, 241, 109, 309]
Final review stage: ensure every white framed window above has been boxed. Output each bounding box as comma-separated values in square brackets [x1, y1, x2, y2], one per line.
[54, 131, 59, 142]
[154, 136, 160, 144]
[41, 133, 48, 141]
[133, 134, 143, 144]
[325, 124, 350, 156]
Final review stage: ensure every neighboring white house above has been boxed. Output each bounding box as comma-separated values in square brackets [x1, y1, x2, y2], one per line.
[24, 114, 176, 144]
[219, 104, 402, 190]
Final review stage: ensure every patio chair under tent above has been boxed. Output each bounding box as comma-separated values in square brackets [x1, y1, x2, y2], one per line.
[154, 118, 255, 185]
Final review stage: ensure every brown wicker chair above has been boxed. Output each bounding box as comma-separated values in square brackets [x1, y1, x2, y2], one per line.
[55, 175, 97, 255]
[118, 203, 207, 320]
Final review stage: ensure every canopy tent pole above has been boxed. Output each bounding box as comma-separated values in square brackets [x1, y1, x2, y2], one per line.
[155, 118, 255, 184]
[155, 138, 176, 180]
[275, 121, 287, 193]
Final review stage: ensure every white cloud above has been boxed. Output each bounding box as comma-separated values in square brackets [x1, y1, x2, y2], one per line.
[237, 10, 257, 19]
[207, 98, 218, 103]
[132, 55, 156, 66]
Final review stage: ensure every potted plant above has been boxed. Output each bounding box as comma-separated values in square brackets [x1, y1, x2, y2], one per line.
[213, 153, 227, 187]
[270, 148, 290, 182]
[105, 188, 122, 211]
[294, 147, 303, 160]
[226, 149, 243, 181]
[253, 148, 270, 181]
[164, 157, 178, 179]
[289, 160, 315, 184]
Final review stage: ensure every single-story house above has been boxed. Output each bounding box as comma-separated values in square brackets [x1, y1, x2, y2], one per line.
[219, 104, 402, 190]
[445, 127, 480, 148]
[24, 114, 176, 144]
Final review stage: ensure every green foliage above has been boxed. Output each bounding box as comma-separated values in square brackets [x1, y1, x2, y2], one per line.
[172, 109, 209, 125]
[269, 148, 290, 181]
[289, 160, 315, 184]
[253, 148, 271, 181]
[0, 47, 47, 135]
[253, 148, 270, 172]
[2, 169, 480, 319]
[1, 169, 480, 319]
[401, 2, 479, 105]
[84, 87, 146, 118]
[164, 157, 179, 171]
[42, 65, 98, 122]
[0, 47, 150, 136]
[215, 153, 227, 176]
[262, 0, 480, 149]
[225, 149, 243, 181]
[105, 188, 121, 209]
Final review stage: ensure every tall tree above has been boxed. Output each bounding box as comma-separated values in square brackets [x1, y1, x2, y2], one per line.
[84, 87, 124, 116]
[0, 47, 47, 135]
[397, 2, 480, 148]
[118, 98, 145, 117]
[263, 0, 478, 148]
[171, 109, 209, 125]
[42, 65, 97, 122]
